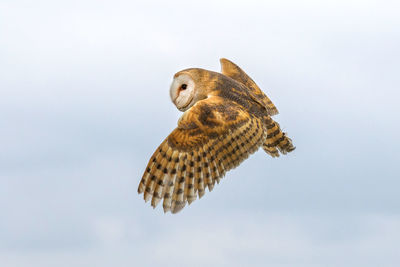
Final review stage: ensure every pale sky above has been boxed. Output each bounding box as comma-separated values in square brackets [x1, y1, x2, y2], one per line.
[1, 0, 399, 266]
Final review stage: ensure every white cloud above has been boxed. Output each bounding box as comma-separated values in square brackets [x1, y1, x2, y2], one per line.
[1, 213, 400, 267]
[0, 0, 399, 266]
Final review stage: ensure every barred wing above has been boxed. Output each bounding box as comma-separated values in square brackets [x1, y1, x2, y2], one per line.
[138, 97, 266, 213]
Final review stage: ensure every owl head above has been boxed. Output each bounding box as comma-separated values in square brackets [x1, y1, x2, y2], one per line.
[169, 68, 217, 112]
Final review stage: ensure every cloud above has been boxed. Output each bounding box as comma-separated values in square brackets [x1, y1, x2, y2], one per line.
[0, 0, 399, 266]
[1, 212, 400, 267]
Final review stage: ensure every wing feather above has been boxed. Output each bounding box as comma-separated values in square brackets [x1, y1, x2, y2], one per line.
[194, 148, 205, 198]
[200, 143, 214, 192]
[185, 152, 196, 205]
[161, 150, 179, 212]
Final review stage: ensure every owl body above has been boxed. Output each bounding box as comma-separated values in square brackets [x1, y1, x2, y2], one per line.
[138, 58, 295, 213]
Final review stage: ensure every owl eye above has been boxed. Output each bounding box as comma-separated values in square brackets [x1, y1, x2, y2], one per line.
[180, 84, 187, 90]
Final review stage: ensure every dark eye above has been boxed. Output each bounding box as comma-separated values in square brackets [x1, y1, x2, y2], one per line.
[181, 84, 187, 90]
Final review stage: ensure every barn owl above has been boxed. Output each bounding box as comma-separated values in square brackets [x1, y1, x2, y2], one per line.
[138, 58, 295, 213]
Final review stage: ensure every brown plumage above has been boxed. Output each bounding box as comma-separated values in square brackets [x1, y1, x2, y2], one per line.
[138, 58, 295, 213]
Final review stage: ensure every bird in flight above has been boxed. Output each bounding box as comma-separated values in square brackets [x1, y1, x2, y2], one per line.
[138, 58, 295, 213]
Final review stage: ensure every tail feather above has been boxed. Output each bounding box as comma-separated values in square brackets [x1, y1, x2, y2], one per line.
[263, 116, 295, 157]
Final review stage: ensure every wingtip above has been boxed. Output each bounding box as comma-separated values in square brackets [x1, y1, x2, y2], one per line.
[144, 193, 151, 202]
[171, 202, 186, 214]
[151, 196, 161, 208]
[220, 57, 238, 66]
[221, 57, 236, 64]
[137, 183, 145, 194]
[219, 58, 235, 71]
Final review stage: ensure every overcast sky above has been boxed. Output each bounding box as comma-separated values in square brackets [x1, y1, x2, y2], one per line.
[1, 0, 399, 266]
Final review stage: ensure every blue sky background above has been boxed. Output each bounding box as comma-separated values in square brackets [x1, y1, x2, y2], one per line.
[1, 0, 399, 266]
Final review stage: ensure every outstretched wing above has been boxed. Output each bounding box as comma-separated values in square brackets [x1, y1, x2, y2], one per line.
[138, 96, 266, 213]
[220, 58, 279, 116]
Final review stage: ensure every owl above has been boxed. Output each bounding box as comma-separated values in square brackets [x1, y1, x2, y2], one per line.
[138, 58, 295, 213]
